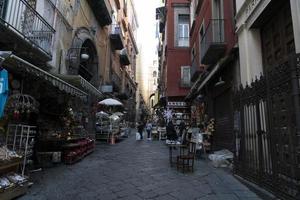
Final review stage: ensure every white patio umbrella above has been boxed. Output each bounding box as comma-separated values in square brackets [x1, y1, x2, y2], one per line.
[109, 114, 120, 121]
[96, 111, 109, 118]
[98, 98, 123, 106]
[113, 112, 124, 116]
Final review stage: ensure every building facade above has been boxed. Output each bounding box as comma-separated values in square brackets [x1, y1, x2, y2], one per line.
[234, 0, 300, 199]
[158, 0, 191, 125]
[186, 0, 238, 151]
[0, 0, 138, 138]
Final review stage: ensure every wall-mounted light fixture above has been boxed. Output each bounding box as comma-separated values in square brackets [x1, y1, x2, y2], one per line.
[80, 53, 90, 60]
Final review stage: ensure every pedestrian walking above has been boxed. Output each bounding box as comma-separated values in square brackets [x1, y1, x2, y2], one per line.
[179, 120, 186, 137]
[137, 121, 144, 140]
[146, 120, 153, 140]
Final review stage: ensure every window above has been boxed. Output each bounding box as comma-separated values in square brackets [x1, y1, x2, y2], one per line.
[181, 66, 191, 86]
[212, 0, 223, 19]
[177, 15, 189, 47]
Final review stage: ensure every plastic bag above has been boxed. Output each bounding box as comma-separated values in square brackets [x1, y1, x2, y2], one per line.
[136, 132, 141, 140]
[208, 149, 233, 168]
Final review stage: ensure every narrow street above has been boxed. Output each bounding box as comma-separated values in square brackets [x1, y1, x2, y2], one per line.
[20, 131, 262, 200]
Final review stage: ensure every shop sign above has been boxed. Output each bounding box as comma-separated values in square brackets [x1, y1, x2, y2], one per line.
[101, 85, 113, 93]
[167, 101, 187, 107]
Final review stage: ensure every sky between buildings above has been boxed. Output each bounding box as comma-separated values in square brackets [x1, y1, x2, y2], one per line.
[134, 0, 162, 104]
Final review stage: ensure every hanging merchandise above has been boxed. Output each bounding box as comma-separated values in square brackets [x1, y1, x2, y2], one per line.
[5, 94, 39, 122]
[0, 68, 9, 118]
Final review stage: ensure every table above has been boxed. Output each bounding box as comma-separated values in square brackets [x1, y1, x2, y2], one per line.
[166, 143, 187, 166]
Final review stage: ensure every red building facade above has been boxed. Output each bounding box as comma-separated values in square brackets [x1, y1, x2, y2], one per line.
[158, 0, 191, 122]
[164, 0, 191, 97]
[187, 0, 238, 151]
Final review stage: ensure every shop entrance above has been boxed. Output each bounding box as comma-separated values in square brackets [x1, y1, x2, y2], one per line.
[213, 89, 233, 152]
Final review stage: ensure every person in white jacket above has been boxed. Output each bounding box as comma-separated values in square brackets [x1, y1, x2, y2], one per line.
[146, 121, 153, 140]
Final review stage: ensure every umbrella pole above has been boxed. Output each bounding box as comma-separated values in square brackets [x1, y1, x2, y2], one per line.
[100, 116, 102, 135]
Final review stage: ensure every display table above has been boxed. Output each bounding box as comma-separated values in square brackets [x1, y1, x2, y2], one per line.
[63, 138, 95, 164]
[0, 181, 29, 200]
[0, 158, 22, 174]
[0, 158, 29, 200]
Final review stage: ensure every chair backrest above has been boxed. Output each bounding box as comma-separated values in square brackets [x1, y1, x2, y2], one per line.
[180, 141, 197, 156]
[187, 141, 197, 155]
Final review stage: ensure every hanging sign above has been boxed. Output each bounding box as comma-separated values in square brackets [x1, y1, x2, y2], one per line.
[167, 101, 187, 107]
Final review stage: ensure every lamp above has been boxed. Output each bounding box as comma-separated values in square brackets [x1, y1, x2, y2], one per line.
[215, 77, 225, 87]
[80, 47, 89, 60]
[80, 53, 89, 60]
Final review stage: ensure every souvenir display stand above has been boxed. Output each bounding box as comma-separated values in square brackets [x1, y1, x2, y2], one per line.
[0, 93, 38, 199]
[0, 135, 31, 200]
[95, 117, 110, 141]
[63, 126, 95, 164]
[95, 114, 121, 143]
[6, 124, 37, 176]
[63, 137, 95, 164]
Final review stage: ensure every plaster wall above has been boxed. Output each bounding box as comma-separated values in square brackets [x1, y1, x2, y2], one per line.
[291, 0, 300, 54]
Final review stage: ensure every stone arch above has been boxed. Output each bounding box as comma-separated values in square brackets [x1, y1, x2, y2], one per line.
[67, 27, 99, 86]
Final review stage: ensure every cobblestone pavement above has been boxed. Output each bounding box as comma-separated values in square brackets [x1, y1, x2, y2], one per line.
[19, 130, 263, 200]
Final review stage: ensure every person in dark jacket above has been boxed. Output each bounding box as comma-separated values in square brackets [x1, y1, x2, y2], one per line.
[166, 121, 178, 140]
[137, 121, 145, 140]
[179, 121, 186, 137]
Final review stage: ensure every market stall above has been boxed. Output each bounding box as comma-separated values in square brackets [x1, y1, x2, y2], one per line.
[96, 98, 124, 143]
[0, 54, 98, 168]
[0, 141, 30, 199]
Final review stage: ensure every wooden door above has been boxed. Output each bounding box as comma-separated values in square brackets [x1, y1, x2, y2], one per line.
[261, 2, 295, 69]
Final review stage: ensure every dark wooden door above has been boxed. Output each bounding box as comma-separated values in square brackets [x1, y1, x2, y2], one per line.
[261, 2, 295, 69]
[261, 1, 297, 197]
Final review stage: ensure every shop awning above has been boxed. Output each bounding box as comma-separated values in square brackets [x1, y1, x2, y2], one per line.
[55, 74, 104, 99]
[186, 63, 220, 99]
[0, 53, 88, 98]
[196, 63, 220, 93]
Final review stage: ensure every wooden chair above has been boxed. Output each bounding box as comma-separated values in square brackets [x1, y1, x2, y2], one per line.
[176, 141, 197, 173]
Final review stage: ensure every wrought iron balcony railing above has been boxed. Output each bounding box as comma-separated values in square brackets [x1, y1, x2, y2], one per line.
[110, 24, 124, 50]
[200, 19, 226, 64]
[0, 0, 55, 56]
[120, 48, 130, 65]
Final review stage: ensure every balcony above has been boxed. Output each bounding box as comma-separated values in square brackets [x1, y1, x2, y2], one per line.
[110, 24, 124, 50]
[156, 6, 166, 33]
[0, 0, 55, 61]
[200, 19, 226, 65]
[87, 0, 112, 27]
[120, 48, 130, 66]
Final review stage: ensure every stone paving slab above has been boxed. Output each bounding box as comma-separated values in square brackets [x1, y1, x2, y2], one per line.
[18, 130, 264, 200]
